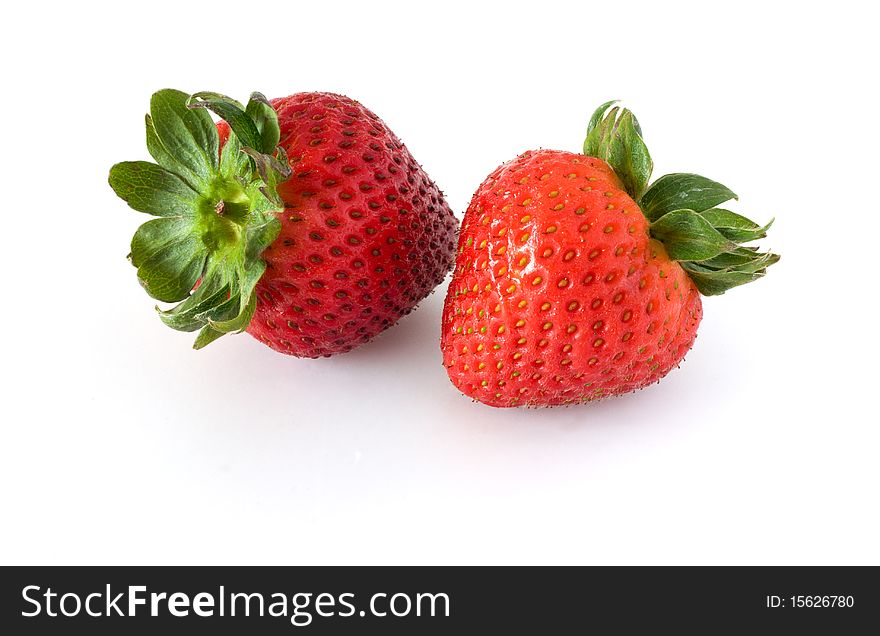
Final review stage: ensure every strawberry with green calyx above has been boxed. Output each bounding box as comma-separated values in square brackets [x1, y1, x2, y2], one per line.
[584, 102, 777, 295]
[110, 90, 457, 356]
[441, 101, 778, 407]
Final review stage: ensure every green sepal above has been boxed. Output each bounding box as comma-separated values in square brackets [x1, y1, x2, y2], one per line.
[659, 222, 779, 295]
[207, 288, 258, 333]
[639, 172, 776, 294]
[583, 101, 653, 200]
[218, 128, 249, 178]
[146, 114, 185, 182]
[639, 173, 737, 222]
[109, 88, 292, 347]
[650, 209, 735, 261]
[149, 89, 218, 190]
[187, 92, 264, 154]
[157, 280, 232, 332]
[586, 100, 617, 136]
[198, 256, 269, 336]
[246, 93, 281, 154]
[699, 208, 773, 242]
[700, 247, 780, 274]
[680, 259, 777, 296]
[242, 146, 292, 208]
[581, 101, 779, 296]
[108, 161, 199, 217]
[246, 216, 282, 261]
[187, 92, 282, 157]
[648, 203, 778, 295]
[130, 217, 192, 268]
[194, 325, 227, 349]
[129, 217, 208, 303]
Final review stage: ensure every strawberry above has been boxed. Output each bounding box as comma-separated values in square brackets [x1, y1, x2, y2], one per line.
[441, 102, 778, 407]
[109, 90, 457, 356]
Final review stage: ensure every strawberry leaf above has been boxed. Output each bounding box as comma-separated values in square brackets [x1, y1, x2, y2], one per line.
[680, 262, 773, 296]
[699, 249, 780, 274]
[583, 102, 653, 200]
[246, 92, 281, 154]
[639, 173, 737, 222]
[218, 129, 249, 178]
[129, 217, 192, 268]
[145, 114, 190, 186]
[583, 101, 779, 295]
[187, 92, 262, 153]
[157, 278, 232, 332]
[245, 217, 282, 261]
[109, 88, 292, 348]
[648, 202, 778, 294]
[194, 325, 227, 349]
[699, 208, 773, 242]
[108, 161, 199, 217]
[132, 225, 208, 302]
[242, 146, 292, 208]
[149, 89, 218, 189]
[650, 209, 735, 261]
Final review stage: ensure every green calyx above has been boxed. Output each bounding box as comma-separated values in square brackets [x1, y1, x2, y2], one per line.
[583, 101, 779, 295]
[109, 89, 290, 347]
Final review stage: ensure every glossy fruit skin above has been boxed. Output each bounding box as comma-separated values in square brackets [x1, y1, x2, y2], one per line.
[441, 150, 702, 407]
[220, 93, 457, 357]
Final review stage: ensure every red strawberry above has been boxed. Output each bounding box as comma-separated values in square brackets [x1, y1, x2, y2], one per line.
[110, 90, 457, 356]
[441, 102, 777, 407]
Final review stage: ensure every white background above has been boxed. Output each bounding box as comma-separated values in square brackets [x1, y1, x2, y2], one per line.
[2, 1, 878, 565]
